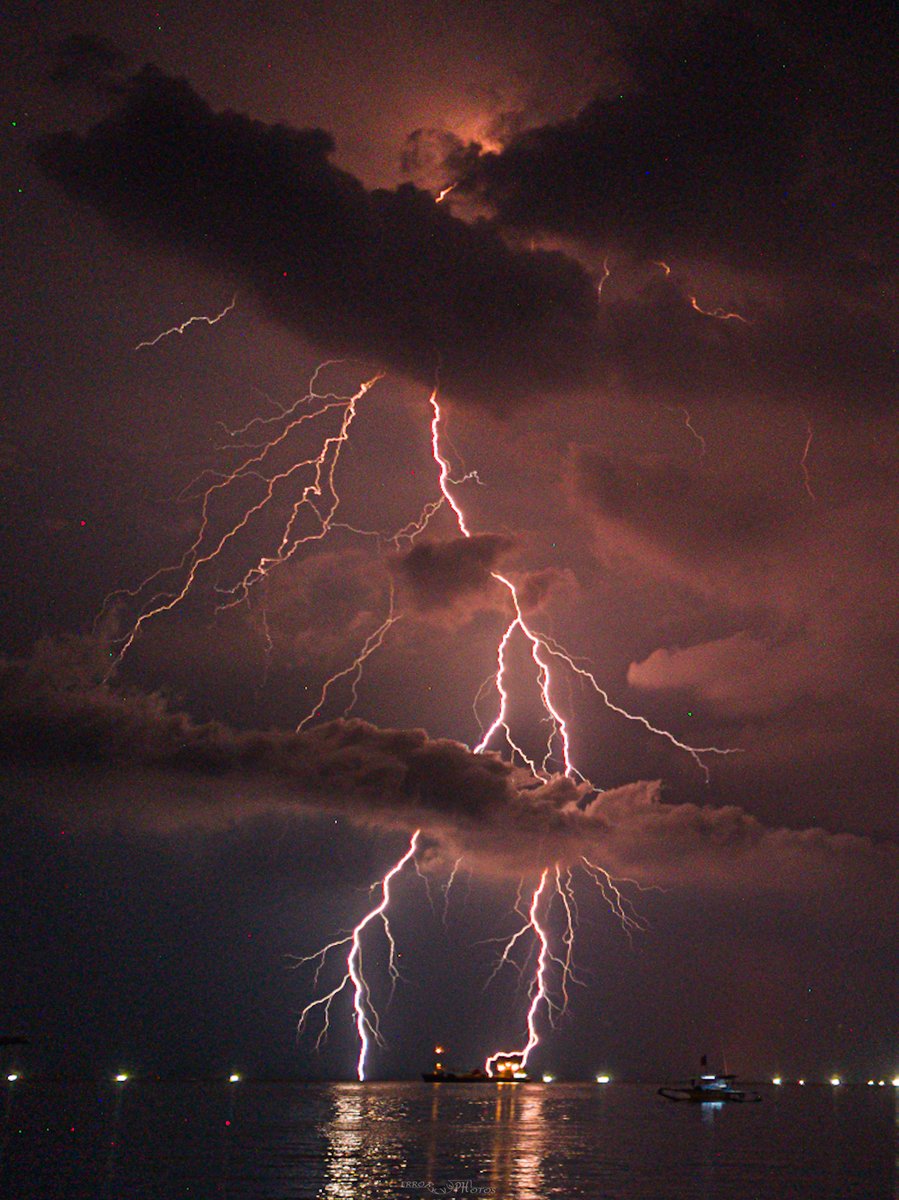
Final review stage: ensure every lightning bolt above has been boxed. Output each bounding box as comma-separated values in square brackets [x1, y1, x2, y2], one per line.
[484, 869, 553, 1076]
[292, 830, 420, 1080]
[687, 295, 750, 323]
[435, 183, 457, 204]
[99, 366, 383, 673]
[666, 404, 707, 459]
[580, 857, 652, 949]
[597, 255, 612, 300]
[102, 332, 735, 1077]
[441, 855, 464, 928]
[428, 387, 736, 783]
[134, 293, 237, 350]
[296, 585, 401, 731]
[651, 261, 750, 322]
[800, 415, 816, 501]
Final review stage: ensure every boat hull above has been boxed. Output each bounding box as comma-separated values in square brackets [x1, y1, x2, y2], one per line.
[658, 1086, 761, 1103]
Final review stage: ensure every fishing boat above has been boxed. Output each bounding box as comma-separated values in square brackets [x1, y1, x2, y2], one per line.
[658, 1056, 761, 1103]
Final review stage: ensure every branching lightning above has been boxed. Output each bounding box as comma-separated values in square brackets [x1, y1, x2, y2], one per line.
[103, 336, 736, 1077]
[292, 830, 420, 1080]
[99, 366, 384, 677]
[427, 388, 736, 784]
[484, 869, 553, 1076]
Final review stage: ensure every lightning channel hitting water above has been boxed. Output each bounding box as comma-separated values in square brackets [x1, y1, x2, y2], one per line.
[101, 348, 732, 1076]
[292, 830, 420, 1081]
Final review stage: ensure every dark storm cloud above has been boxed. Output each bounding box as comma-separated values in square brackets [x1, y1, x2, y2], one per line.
[449, 4, 896, 275]
[2, 638, 896, 897]
[37, 65, 600, 414]
[49, 34, 128, 92]
[594, 273, 896, 412]
[391, 534, 513, 613]
[573, 448, 784, 563]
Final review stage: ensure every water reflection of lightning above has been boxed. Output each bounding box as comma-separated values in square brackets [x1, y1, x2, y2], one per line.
[292, 830, 420, 1081]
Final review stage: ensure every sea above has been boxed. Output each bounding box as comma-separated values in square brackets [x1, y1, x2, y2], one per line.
[0, 1079, 895, 1199]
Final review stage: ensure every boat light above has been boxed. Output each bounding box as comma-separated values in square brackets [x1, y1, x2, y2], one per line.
[878, 1081, 885, 1086]
[596, 1074, 610, 1084]
[772, 1077, 782, 1086]
[830, 1076, 841, 1086]
[867, 1080, 875, 1086]
[229, 1074, 241, 1083]
[115, 1073, 129, 1083]
[6, 1073, 18, 1083]
[893, 1078, 899, 1088]
[798, 1079, 805, 1086]
[542, 1073, 554, 1083]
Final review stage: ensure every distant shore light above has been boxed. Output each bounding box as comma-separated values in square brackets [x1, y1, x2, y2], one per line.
[596, 1074, 611, 1084]
[229, 1074, 241, 1083]
[830, 1076, 841, 1086]
[6, 1073, 19, 1082]
[115, 1073, 129, 1083]
[772, 1077, 782, 1085]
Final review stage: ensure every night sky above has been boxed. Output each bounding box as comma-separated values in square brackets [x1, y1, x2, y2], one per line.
[1, 2, 896, 1084]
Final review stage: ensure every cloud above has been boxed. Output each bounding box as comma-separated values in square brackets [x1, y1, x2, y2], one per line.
[627, 632, 828, 718]
[390, 534, 513, 614]
[2, 637, 895, 901]
[37, 66, 601, 415]
[449, 5, 895, 277]
[572, 448, 785, 571]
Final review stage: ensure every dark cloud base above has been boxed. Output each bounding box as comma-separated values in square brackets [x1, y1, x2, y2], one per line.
[3, 640, 895, 901]
[37, 66, 600, 414]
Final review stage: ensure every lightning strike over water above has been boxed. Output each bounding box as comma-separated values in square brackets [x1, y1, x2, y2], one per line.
[134, 293, 237, 349]
[293, 830, 420, 1081]
[485, 870, 553, 1077]
[100, 353, 733, 1078]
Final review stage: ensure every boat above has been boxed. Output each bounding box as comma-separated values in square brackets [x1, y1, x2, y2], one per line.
[422, 1048, 530, 1083]
[422, 1067, 492, 1082]
[658, 1056, 761, 1103]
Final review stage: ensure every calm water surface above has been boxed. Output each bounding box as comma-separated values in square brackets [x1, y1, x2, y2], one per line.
[1, 1080, 895, 1199]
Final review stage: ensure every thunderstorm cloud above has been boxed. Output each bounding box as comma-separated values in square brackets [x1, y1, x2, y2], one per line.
[2, 639, 895, 903]
[36, 66, 600, 415]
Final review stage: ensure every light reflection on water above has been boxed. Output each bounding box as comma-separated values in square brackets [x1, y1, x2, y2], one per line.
[0, 1079, 894, 1199]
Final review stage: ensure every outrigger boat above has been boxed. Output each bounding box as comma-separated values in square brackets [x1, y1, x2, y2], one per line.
[659, 1056, 761, 1103]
